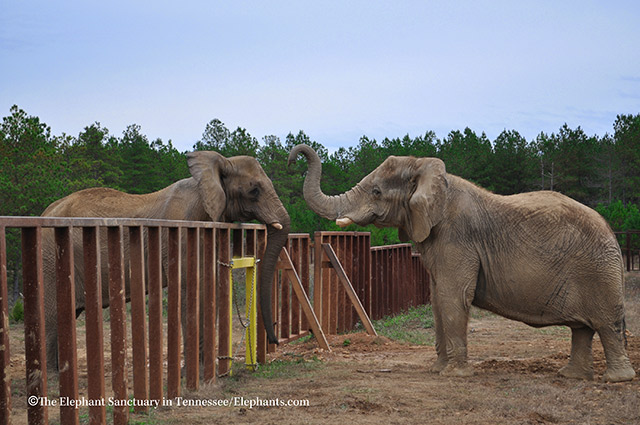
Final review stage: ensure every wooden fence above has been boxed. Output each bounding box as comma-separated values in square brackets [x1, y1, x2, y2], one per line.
[312, 231, 430, 333]
[0, 216, 267, 425]
[2, 219, 431, 425]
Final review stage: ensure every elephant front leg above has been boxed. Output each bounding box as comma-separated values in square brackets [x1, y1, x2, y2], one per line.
[432, 271, 477, 377]
[429, 278, 447, 373]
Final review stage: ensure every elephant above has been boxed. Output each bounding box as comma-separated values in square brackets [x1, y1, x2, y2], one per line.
[41, 150, 287, 370]
[288, 143, 636, 383]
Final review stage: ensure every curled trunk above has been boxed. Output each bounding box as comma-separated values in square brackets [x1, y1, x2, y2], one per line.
[288, 144, 355, 221]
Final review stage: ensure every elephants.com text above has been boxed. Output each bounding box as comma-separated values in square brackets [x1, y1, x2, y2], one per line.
[175, 396, 310, 409]
[29, 395, 310, 409]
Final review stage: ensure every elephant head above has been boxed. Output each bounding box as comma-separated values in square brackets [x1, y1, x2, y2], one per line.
[287, 144, 447, 242]
[186, 151, 288, 344]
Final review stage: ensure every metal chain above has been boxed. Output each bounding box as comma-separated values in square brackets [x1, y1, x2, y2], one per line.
[217, 260, 234, 269]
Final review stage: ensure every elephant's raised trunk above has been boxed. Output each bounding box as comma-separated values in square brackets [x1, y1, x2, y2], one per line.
[259, 208, 290, 345]
[288, 144, 355, 221]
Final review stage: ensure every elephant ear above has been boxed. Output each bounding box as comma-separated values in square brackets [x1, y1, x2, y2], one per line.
[186, 151, 231, 221]
[406, 158, 448, 243]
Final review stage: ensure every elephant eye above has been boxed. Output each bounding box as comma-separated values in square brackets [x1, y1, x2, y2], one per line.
[249, 187, 260, 199]
[372, 187, 382, 197]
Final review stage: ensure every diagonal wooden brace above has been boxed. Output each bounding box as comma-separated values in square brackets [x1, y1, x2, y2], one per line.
[280, 248, 331, 351]
[322, 243, 378, 337]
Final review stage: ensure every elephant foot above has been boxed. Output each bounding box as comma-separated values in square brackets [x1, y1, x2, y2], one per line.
[440, 363, 474, 377]
[558, 363, 593, 381]
[602, 364, 636, 383]
[429, 357, 448, 374]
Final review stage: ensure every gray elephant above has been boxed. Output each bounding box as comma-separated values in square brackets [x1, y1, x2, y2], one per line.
[289, 144, 636, 382]
[42, 151, 286, 370]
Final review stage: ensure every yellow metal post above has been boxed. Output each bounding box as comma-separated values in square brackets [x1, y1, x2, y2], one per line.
[229, 257, 258, 372]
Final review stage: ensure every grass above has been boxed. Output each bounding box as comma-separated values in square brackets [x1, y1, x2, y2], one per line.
[371, 304, 434, 345]
[226, 354, 323, 382]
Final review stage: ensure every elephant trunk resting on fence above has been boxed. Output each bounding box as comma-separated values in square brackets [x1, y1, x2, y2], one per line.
[289, 143, 636, 382]
[41, 151, 288, 370]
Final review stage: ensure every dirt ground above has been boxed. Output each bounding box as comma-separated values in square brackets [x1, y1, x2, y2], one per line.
[7, 273, 640, 424]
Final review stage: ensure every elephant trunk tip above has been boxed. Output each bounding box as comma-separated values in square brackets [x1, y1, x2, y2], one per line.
[287, 143, 312, 166]
[336, 217, 353, 228]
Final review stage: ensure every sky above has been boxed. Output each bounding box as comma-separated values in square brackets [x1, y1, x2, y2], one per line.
[1, 1, 639, 153]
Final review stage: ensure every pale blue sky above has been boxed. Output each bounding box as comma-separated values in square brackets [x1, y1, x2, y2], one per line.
[1, 1, 639, 152]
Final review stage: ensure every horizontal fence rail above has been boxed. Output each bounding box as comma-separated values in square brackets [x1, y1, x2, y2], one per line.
[0, 216, 266, 425]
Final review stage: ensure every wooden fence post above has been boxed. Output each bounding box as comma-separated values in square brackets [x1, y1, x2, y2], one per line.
[107, 226, 128, 425]
[186, 227, 200, 390]
[55, 226, 79, 425]
[147, 226, 164, 402]
[129, 226, 149, 413]
[83, 226, 107, 424]
[167, 227, 182, 399]
[22, 226, 48, 425]
[202, 228, 217, 382]
[0, 226, 11, 425]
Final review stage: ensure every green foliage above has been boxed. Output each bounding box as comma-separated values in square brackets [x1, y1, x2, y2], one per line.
[249, 356, 322, 380]
[10, 299, 24, 323]
[595, 200, 640, 248]
[614, 114, 640, 204]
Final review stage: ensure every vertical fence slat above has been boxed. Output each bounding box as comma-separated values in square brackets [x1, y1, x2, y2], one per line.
[202, 228, 216, 382]
[280, 239, 290, 339]
[256, 229, 268, 363]
[147, 226, 163, 402]
[167, 227, 181, 399]
[313, 232, 323, 327]
[55, 226, 79, 425]
[82, 226, 107, 424]
[290, 238, 300, 336]
[336, 236, 345, 333]
[330, 235, 338, 334]
[218, 228, 231, 376]
[186, 227, 200, 390]
[364, 234, 371, 318]
[300, 237, 310, 331]
[0, 226, 10, 425]
[107, 226, 128, 425]
[128, 226, 149, 413]
[22, 226, 48, 425]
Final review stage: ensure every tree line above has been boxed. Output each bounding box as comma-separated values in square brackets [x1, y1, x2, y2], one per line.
[3, 105, 640, 235]
[1, 104, 640, 302]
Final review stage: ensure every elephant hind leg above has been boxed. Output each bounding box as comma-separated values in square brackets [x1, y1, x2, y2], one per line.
[597, 324, 636, 382]
[558, 326, 595, 380]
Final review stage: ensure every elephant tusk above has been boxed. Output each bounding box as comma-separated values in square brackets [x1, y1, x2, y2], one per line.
[336, 217, 353, 228]
[271, 222, 283, 230]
